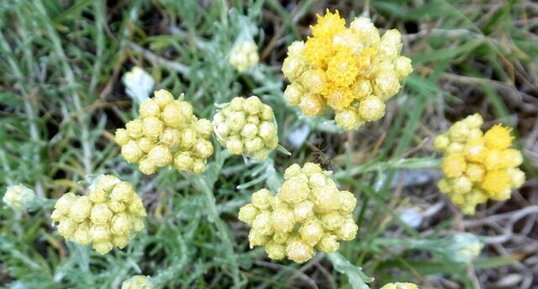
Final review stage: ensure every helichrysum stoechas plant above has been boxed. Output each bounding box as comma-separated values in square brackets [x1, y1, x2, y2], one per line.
[229, 40, 259, 72]
[282, 10, 412, 130]
[121, 275, 153, 289]
[213, 96, 278, 160]
[115, 89, 214, 175]
[51, 175, 146, 254]
[380, 283, 419, 289]
[2, 184, 35, 210]
[434, 113, 525, 214]
[238, 162, 358, 263]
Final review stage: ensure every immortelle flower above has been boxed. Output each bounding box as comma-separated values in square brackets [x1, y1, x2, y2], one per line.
[238, 162, 358, 263]
[434, 114, 525, 214]
[213, 96, 278, 160]
[2, 184, 35, 210]
[380, 283, 419, 289]
[51, 175, 146, 255]
[121, 275, 153, 289]
[282, 10, 412, 130]
[114, 89, 214, 175]
[229, 40, 259, 72]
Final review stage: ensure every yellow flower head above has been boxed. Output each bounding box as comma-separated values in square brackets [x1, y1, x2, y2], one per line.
[213, 96, 278, 160]
[380, 283, 419, 289]
[238, 163, 358, 263]
[484, 124, 513, 150]
[121, 275, 153, 289]
[51, 175, 146, 254]
[435, 114, 524, 214]
[282, 10, 412, 130]
[115, 90, 214, 175]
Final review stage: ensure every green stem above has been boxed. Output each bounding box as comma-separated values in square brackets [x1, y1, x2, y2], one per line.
[194, 175, 244, 287]
[327, 252, 373, 289]
[335, 157, 441, 180]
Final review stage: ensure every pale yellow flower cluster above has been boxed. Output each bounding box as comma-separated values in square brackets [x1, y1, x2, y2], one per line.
[380, 283, 418, 289]
[115, 89, 214, 175]
[2, 184, 35, 210]
[434, 114, 525, 214]
[229, 40, 259, 72]
[121, 275, 153, 289]
[51, 175, 146, 254]
[282, 10, 412, 130]
[213, 96, 278, 160]
[238, 162, 358, 263]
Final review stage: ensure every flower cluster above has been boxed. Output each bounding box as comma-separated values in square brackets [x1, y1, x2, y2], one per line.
[229, 40, 259, 72]
[121, 275, 153, 289]
[238, 162, 358, 263]
[2, 184, 35, 210]
[282, 10, 412, 130]
[380, 283, 418, 289]
[213, 96, 278, 160]
[434, 114, 525, 214]
[115, 90, 214, 175]
[51, 175, 146, 254]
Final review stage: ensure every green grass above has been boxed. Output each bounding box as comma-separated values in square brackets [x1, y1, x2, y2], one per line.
[1, 0, 537, 288]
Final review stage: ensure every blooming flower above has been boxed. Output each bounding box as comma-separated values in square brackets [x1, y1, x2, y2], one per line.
[434, 114, 525, 214]
[115, 89, 214, 174]
[2, 184, 35, 210]
[122, 67, 155, 102]
[51, 175, 146, 255]
[238, 162, 358, 263]
[380, 283, 419, 289]
[282, 10, 412, 130]
[121, 275, 153, 289]
[213, 96, 278, 160]
[229, 40, 259, 72]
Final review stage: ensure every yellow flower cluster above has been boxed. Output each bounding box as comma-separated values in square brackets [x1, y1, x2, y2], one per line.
[434, 114, 525, 214]
[2, 184, 35, 210]
[121, 275, 153, 289]
[213, 96, 278, 160]
[229, 40, 259, 72]
[115, 90, 214, 175]
[282, 10, 412, 130]
[380, 283, 418, 289]
[238, 162, 358, 263]
[51, 175, 146, 254]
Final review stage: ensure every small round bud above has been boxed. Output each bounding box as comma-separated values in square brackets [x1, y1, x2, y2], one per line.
[153, 89, 174, 107]
[147, 145, 173, 167]
[139, 99, 160, 118]
[358, 96, 385, 121]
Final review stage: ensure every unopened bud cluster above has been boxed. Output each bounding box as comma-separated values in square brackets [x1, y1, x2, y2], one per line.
[282, 10, 412, 130]
[434, 114, 525, 214]
[51, 175, 146, 254]
[238, 162, 358, 263]
[121, 275, 153, 289]
[213, 96, 278, 160]
[229, 40, 259, 72]
[115, 90, 214, 175]
[380, 283, 419, 289]
[3, 184, 35, 210]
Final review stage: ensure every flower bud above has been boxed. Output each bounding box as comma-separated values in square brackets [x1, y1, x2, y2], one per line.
[358, 96, 385, 121]
[317, 234, 339, 253]
[286, 238, 313, 264]
[139, 99, 160, 118]
[3, 184, 35, 210]
[238, 204, 258, 225]
[265, 242, 286, 260]
[121, 275, 153, 289]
